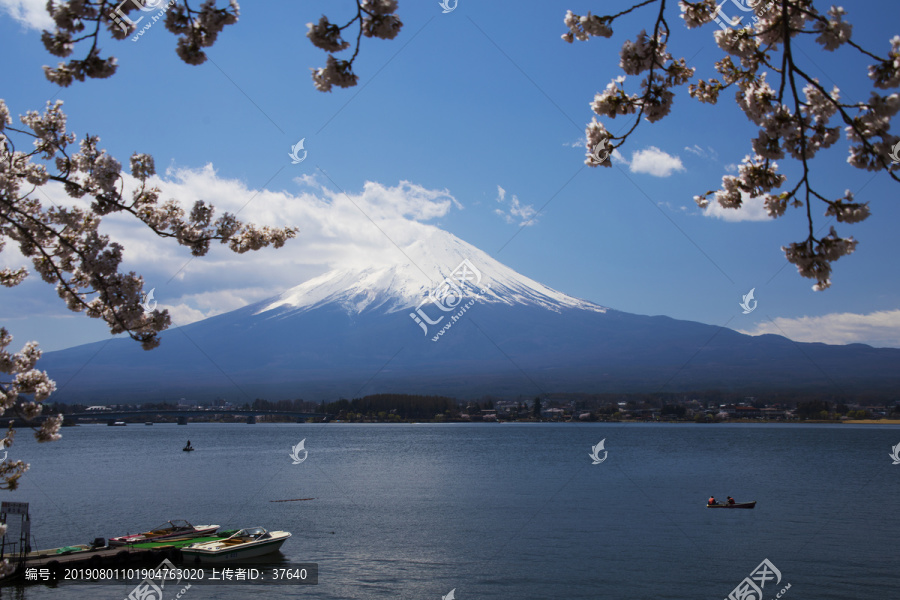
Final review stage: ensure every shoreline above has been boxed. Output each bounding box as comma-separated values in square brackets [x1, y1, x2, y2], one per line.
[51, 419, 900, 426]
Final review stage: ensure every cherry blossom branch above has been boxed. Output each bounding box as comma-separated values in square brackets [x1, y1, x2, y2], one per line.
[789, 63, 900, 181]
[1, 99, 297, 350]
[41, 0, 240, 86]
[307, 0, 402, 92]
[610, 0, 660, 21]
[0, 327, 63, 493]
[1, 97, 298, 488]
[562, 0, 899, 290]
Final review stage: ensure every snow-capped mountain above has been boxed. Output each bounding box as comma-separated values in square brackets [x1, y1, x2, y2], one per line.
[41, 229, 900, 403]
[259, 229, 605, 317]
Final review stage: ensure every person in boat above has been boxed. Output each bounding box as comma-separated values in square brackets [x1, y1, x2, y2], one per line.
[727, 496, 735, 505]
[185, 440, 192, 450]
[708, 496, 716, 506]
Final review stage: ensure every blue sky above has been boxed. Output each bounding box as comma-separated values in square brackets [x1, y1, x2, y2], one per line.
[1, 0, 899, 351]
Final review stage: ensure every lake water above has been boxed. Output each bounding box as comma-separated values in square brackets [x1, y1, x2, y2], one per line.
[3, 422, 898, 600]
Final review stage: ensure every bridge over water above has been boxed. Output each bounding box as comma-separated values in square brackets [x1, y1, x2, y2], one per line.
[67, 409, 329, 425]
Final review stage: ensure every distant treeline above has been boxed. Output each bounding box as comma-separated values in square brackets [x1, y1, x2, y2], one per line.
[323, 394, 458, 419]
[40, 388, 898, 419]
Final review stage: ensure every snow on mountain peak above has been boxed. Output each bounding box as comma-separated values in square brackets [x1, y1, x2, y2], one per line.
[258, 228, 606, 316]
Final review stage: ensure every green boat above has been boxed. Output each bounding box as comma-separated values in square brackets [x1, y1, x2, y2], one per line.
[26, 544, 92, 558]
[129, 530, 239, 549]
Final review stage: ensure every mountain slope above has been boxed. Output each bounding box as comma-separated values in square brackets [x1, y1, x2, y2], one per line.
[41, 229, 900, 402]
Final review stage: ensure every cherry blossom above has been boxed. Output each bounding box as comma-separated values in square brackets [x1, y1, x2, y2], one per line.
[307, 16, 352, 52]
[1, 98, 297, 490]
[0, 328, 59, 491]
[562, 10, 613, 44]
[307, 1, 404, 92]
[40, 0, 240, 86]
[311, 56, 359, 93]
[561, 0, 899, 290]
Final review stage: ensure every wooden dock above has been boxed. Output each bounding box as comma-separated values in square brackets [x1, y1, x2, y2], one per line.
[1, 501, 195, 584]
[13, 544, 188, 572]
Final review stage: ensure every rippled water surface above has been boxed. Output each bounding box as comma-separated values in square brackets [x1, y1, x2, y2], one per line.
[3, 421, 898, 600]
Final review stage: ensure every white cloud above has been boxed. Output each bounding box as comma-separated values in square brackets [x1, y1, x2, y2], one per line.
[494, 185, 537, 226]
[159, 288, 271, 326]
[701, 191, 771, 222]
[292, 173, 323, 189]
[740, 310, 900, 348]
[6, 166, 464, 326]
[0, 0, 53, 30]
[684, 144, 704, 156]
[683, 145, 719, 161]
[658, 201, 689, 213]
[165, 303, 210, 327]
[628, 146, 685, 177]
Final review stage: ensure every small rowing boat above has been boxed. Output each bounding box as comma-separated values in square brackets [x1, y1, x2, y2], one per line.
[707, 501, 757, 509]
[25, 538, 106, 558]
[26, 544, 91, 558]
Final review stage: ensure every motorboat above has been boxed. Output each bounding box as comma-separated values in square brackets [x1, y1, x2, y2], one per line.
[181, 527, 291, 563]
[109, 520, 219, 546]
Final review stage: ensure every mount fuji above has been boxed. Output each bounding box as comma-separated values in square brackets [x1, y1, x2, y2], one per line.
[42, 228, 900, 402]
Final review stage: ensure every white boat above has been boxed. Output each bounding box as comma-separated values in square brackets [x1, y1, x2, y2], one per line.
[181, 527, 291, 563]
